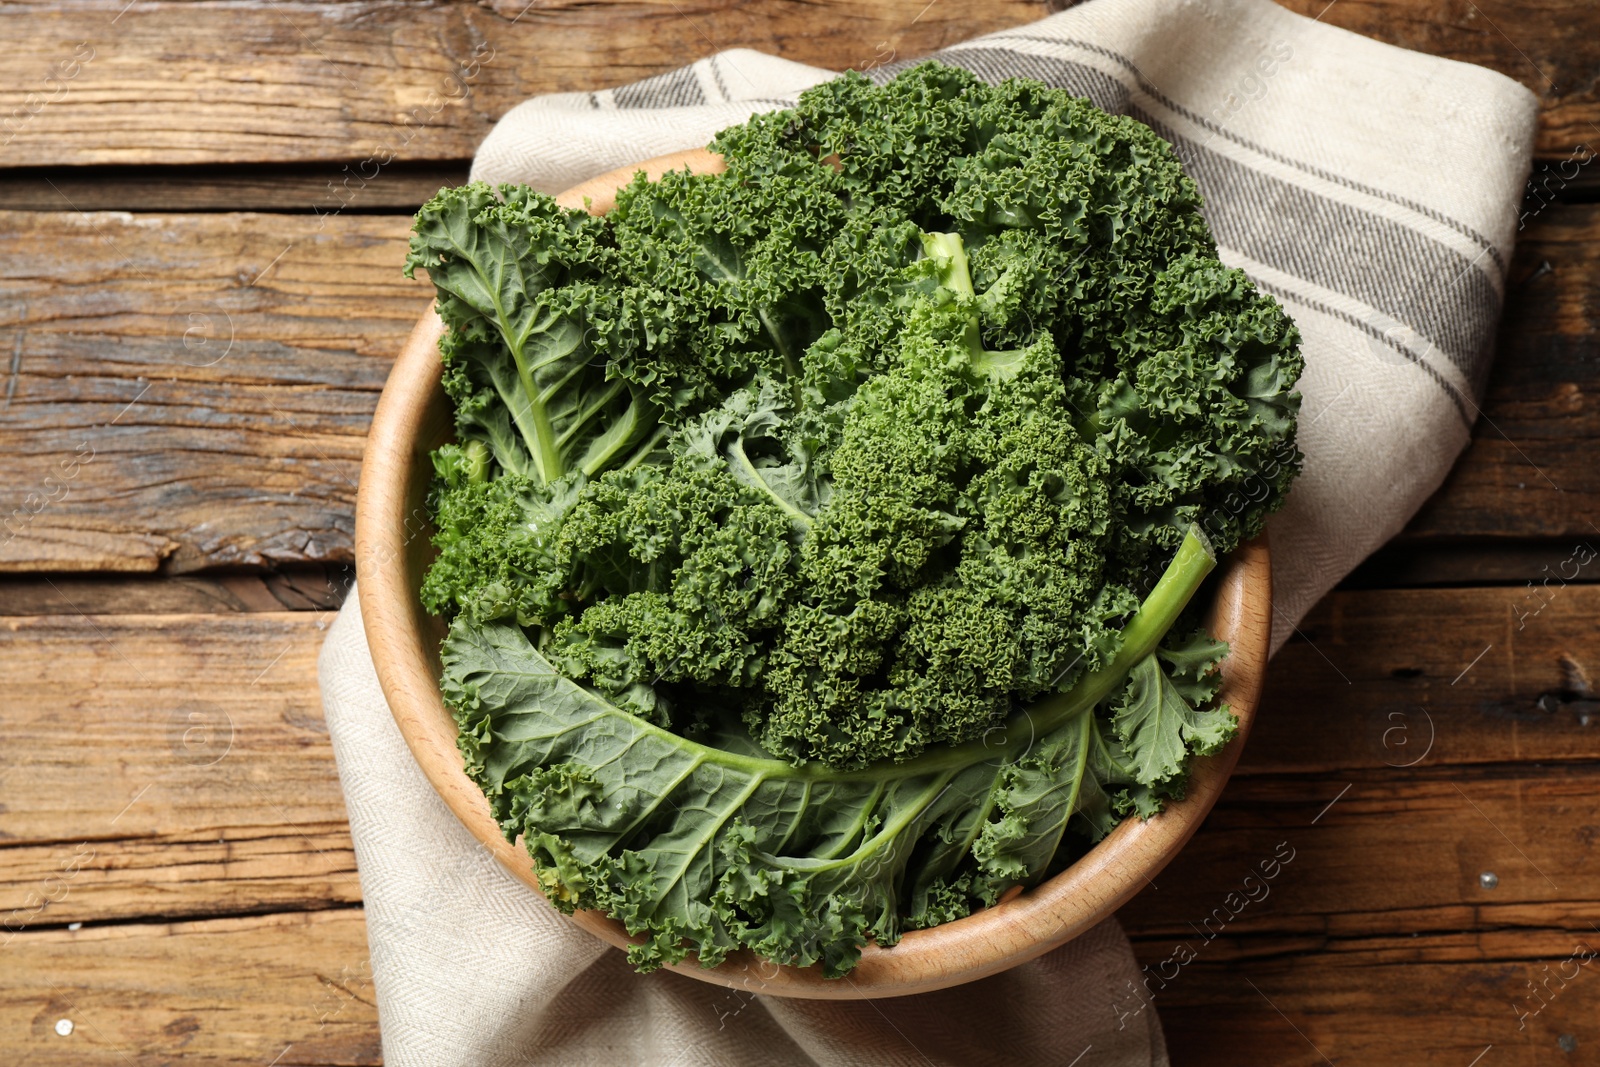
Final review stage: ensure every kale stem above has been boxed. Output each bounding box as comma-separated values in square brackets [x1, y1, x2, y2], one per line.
[464, 440, 490, 485]
[565, 525, 1218, 783]
[921, 231, 985, 358]
[620, 423, 670, 472]
[523, 376, 564, 485]
[727, 437, 816, 529]
[921, 231, 976, 297]
[478, 279, 563, 485]
[870, 524, 1217, 778]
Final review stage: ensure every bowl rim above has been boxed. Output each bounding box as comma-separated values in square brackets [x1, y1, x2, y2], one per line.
[354, 151, 1273, 1000]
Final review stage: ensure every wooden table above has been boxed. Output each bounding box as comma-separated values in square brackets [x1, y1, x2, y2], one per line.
[2, 1, 1595, 1063]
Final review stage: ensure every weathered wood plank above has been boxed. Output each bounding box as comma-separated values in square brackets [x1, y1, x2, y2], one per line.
[1140, 947, 1600, 1067]
[0, 209, 422, 572]
[1341, 538, 1600, 588]
[0, 568, 350, 614]
[0, 611, 361, 933]
[0, 612, 346, 847]
[0, 0, 1049, 168]
[1117, 770, 1600, 939]
[0, 163, 470, 213]
[0, 829, 358, 933]
[0, 0, 1593, 171]
[0, 910, 378, 1067]
[9, 906, 1596, 1066]
[1243, 581, 1600, 776]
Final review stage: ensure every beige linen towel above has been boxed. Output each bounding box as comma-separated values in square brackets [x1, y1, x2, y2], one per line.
[320, 0, 1537, 1062]
[323, 593, 1169, 1065]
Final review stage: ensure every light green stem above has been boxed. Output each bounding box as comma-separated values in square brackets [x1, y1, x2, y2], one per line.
[569, 526, 1218, 782]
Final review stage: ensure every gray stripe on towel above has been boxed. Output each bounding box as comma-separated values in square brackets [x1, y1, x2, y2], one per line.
[614, 67, 707, 109]
[873, 47, 1500, 400]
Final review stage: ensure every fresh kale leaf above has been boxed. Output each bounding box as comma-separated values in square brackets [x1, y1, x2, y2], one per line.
[443, 529, 1218, 977]
[1112, 628, 1236, 789]
[405, 184, 663, 484]
[406, 62, 1303, 977]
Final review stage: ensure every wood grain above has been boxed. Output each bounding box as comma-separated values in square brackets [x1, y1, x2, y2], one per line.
[5, 913, 1597, 1065]
[0, 610, 362, 935]
[0, 830, 358, 932]
[1149, 948, 1600, 1067]
[0, 568, 350, 615]
[0, 613, 347, 848]
[1119, 770, 1600, 938]
[0, 209, 423, 573]
[0, 163, 470, 213]
[0, 0, 1593, 172]
[0, 0, 1048, 168]
[0, 910, 378, 1067]
[1343, 538, 1600, 588]
[1240, 581, 1600, 775]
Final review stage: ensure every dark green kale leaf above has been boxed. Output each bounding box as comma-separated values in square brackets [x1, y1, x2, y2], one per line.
[404, 183, 661, 484]
[408, 61, 1304, 979]
[443, 528, 1217, 978]
[1111, 627, 1235, 789]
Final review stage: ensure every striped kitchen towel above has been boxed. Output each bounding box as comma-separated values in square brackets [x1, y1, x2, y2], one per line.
[473, 0, 1539, 655]
[323, 1, 1538, 1064]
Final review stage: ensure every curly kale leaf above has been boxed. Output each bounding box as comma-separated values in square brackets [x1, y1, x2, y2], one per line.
[677, 374, 830, 526]
[405, 183, 663, 485]
[420, 444, 587, 626]
[544, 461, 797, 728]
[443, 529, 1217, 977]
[753, 234, 1131, 766]
[414, 61, 1304, 977]
[536, 229, 1142, 767]
[606, 165, 843, 398]
[1111, 626, 1234, 786]
[715, 64, 1302, 574]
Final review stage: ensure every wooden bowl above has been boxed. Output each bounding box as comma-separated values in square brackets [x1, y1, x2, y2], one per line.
[355, 150, 1273, 999]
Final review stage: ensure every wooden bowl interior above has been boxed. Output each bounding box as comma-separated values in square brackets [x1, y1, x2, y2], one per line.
[356, 151, 1272, 999]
